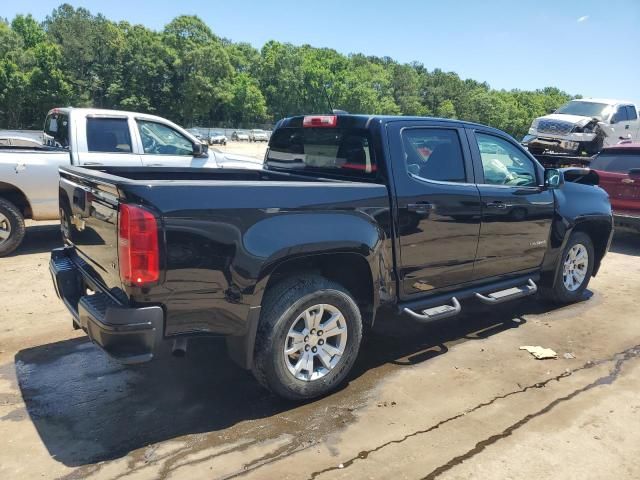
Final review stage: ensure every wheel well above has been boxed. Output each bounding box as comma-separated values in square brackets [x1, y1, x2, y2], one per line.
[0, 182, 31, 219]
[573, 221, 611, 275]
[264, 253, 375, 327]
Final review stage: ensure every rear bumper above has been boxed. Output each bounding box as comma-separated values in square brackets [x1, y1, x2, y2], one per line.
[49, 247, 163, 364]
[614, 212, 640, 232]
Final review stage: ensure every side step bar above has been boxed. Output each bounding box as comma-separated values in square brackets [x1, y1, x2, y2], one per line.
[400, 277, 539, 324]
[403, 297, 461, 324]
[474, 279, 537, 305]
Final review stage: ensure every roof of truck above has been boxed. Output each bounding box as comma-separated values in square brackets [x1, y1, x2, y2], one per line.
[570, 98, 635, 105]
[277, 113, 505, 133]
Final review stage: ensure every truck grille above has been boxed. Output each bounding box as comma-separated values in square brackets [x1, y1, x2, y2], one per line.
[537, 119, 574, 136]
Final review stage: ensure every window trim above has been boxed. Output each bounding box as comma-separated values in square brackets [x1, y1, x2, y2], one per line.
[85, 117, 134, 154]
[135, 119, 195, 157]
[399, 126, 475, 186]
[467, 128, 543, 188]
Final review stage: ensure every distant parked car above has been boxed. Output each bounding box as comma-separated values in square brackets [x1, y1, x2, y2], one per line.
[249, 129, 269, 142]
[186, 128, 205, 143]
[0, 135, 42, 148]
[590, 142, 640, 233]
[231, 131, 249, 142]
[209, 131, 227, 145]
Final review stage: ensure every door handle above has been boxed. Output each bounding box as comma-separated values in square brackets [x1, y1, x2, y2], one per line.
[407, 202, 433, 214]
[621, 178, 635, 184]
[83, 162, 103, 165]
[487, 201, 507, 209]
[625, 124, 630, 129]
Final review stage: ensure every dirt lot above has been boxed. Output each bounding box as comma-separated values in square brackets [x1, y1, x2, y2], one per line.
[1, 182, 640, 478]
[214, 140, 268, 160]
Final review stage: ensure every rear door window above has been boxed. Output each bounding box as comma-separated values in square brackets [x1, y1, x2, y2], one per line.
[591, 153, 640, 173]
[402, 128, 467, 183]
[266, 127, 376, 177]
[86, 118, 133, 153]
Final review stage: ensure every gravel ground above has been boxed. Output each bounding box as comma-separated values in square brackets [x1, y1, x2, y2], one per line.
[0, 167, 639, 479]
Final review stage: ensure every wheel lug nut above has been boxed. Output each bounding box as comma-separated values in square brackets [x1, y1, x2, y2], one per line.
[312, 347, 317, 353]
[318, 339, 324, 345]
[304, 335, 309, 342]
[310, 328, 316, 335]
[305, 345, 310, 351]
[318, 330, 323, 336]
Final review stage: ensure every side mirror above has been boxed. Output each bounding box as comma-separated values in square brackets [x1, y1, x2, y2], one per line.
[193, 141, 208, 158]
[629, 168, 640, 179]
[610, 115, 619, 124]
[544, 168, 562, 189]
[546, 108, 555, 114]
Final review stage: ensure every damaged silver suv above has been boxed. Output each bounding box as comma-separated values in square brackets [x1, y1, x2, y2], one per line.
[523, 98, 640, 156]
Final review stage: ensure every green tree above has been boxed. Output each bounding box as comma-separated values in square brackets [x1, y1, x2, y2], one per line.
[0, 5, 578, 134]
[11, 14, 46, 49]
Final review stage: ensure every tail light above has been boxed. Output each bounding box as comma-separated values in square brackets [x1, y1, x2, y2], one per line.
[303, 115, 337, 128]
[118, 204, 159, 287]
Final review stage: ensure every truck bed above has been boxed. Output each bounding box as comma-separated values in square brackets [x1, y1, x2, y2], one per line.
[58, 165, 391, 340]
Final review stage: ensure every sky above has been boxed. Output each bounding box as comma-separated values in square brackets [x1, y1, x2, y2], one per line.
[4, 0, 640, 105]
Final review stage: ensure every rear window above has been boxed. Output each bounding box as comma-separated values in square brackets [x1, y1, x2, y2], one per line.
[266, 127, 376, 177]
[44, 111, 69, 148]
[591, 152, 640, 173]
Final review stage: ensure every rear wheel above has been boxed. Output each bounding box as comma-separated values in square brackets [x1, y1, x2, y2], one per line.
[0, 198, 25, 257]
[252, 275, 362, 401]
[540, 231, 594, 304]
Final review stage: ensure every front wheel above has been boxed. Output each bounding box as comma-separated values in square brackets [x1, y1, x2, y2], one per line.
[0, 198, 25, 257]
[540, 231, 594, 304]
[252, 275, 363, 401]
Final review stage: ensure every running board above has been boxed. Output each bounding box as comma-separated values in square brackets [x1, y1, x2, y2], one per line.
[403, 297, 461, 323]
[474, 279, 537, 305]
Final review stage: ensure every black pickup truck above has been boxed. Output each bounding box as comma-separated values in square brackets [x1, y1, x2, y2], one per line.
[50, 114, 613, 400]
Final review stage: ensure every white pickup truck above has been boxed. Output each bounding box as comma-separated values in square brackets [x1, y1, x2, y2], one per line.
[523, 98, 640, 156]
[0, 107, 262, 256]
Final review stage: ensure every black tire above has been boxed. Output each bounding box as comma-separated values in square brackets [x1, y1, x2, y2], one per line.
[540, 231, 594, 304]
[0, 198, 25, 257]
[252, 274, 363, 401]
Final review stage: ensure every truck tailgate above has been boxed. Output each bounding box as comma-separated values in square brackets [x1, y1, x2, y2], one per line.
[59, 168, 123, 292]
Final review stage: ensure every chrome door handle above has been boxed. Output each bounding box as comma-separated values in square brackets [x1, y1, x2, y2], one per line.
[407, 202, 433, 214]
[487, 201, 507, 209]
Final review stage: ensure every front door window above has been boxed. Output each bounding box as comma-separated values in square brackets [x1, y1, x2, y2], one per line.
[137, 120, 193, 156]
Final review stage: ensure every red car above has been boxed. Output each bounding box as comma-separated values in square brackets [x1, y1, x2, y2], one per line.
[590, 143, 640, 232]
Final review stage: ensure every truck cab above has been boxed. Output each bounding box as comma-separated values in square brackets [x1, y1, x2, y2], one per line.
[0, 107, 263, 256]
[44, 108, 213, 167]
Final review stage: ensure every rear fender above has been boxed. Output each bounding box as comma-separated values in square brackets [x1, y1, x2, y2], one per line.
[226, 211, 391, 370]
[245, 211, 390, 308]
